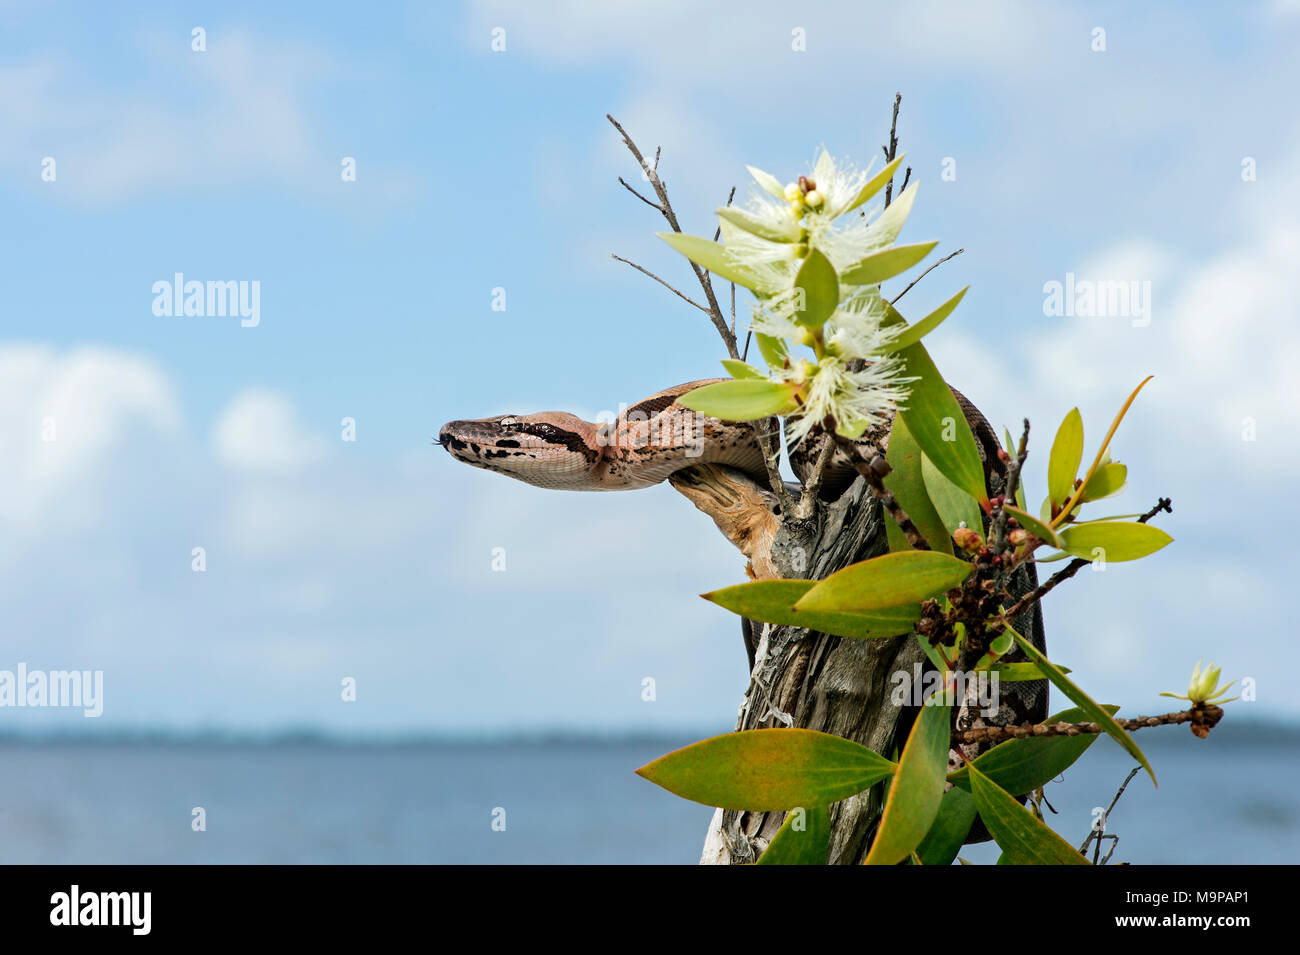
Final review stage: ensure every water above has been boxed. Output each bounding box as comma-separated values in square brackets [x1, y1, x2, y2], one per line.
[1, 725, 1294, 864]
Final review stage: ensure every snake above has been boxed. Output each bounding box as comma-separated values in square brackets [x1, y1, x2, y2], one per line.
[437, 378, 1001, 500]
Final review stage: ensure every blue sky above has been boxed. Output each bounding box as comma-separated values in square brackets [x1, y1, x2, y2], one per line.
[1, 0, 1297, 734]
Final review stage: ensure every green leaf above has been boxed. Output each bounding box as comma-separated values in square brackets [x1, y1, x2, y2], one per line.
[896, 342, 989, 508]
[755, 806, 831, 865]
[1010, 630, 1156, 785]
[948, 704, 1118, 796]
[922, 452, 985, 545]
[721, 358, 765, 380]
[881, 286, 969, 353]
[792, 248, 839, 329]
[864, 181, 918, 247]
[983, 662, 1071, 681]
[882, 413, 954, 555]
[677, 379, 798, 421]
[1047, 408, 1084, 508]
[746, 164, 786, 199]
[1058, 521, 1173, 563]
[865, 691, 952, 865]
[716, 206, 799, 244]
[755, 332, 788, 369]
[656, 232, 770, 292]
[636, 729, 895, 810]
[915, 786, 978, 866]
[1002, 506, 1062, 549]
[704, 579, 920, 640]
[840, 241, 938, 286]
[842, 154, 906, 215]
[968, 764, 1091, 865]
[795, 551, 973, 614]
[1080, 461, 1128, 502]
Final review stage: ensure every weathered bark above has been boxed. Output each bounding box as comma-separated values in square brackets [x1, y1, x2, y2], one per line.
[674, 465, 910, 864]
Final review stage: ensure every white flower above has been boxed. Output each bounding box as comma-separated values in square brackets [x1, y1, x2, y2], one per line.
[723, 151, 888, 286]
[776, 355, 913, 445]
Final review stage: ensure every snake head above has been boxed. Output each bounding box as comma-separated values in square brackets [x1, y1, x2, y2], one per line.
[437, 412, 605, 490]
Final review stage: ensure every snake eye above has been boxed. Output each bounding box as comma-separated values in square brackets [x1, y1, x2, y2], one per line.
[498, 417, 519, 431]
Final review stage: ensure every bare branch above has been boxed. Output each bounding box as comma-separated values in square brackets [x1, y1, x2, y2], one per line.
[954, 704, 1225, 746]
[891, 248, 965, 305]
[755, 418, 794, 514]
[606, 114, 738, 358]
[884, 92, 902, 207]
[610, 254, 710, 313]
[616, 176, 663, 213]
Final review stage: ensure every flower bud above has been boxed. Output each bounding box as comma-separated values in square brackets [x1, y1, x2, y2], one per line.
[953, 527, 982, 552]
[805, 189, 825, 207]
[784, 182, 801, 201]
[1008, 528, 1028, 546]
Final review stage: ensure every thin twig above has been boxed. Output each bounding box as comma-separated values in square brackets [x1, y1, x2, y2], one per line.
[714, 186, 735, 242]
[953, 705, 1224, 745]
[616, 176, 662, 212]
[606, 114, 738, 359]
[610, 255, 709, 313]
[990, 418, 1029, 555]
[891, 248, 965, 305]
[884, 92, 901, 207]
[1079, 767, 1141, 859]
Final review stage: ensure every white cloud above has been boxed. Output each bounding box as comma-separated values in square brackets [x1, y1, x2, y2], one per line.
[213, 388, 326, 475]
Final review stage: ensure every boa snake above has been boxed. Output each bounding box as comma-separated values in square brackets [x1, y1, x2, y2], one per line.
[438, 378, 1003, 500]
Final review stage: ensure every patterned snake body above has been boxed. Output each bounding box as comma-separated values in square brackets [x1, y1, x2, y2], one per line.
[438, 379, 860, 492]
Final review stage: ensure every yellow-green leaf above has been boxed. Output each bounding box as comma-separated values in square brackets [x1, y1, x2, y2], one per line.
[881, 286, 969, 353]
[656, 232, 771, 292]
[968, 764, 1091, 865]
[896, 342, 989, 508]
[703, 579, 920, 640]
[716, 206, 799, 244]
[795, 551, 973, 614]
[865, 692, 952, 865]
[721, 358, 765, 380]
[842, 154, 906, 215]
[840, 241, 938, 286]
[922, 452, 984, 545]
[755, 332, 788, 369]
[882, 412, 953, 555]
[1047, 408, 1084, 508]
[635, 729, 895, 811]
[1002, 506, 1062, 549]
[677, 379, 798, 421]
[793, 247, 839, 329]
[755, 806, 830, 865]
[1058, 521, 1172, 563]
[864, 181, 918, 247]
[1080, 461, 1127, 502]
